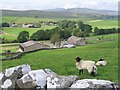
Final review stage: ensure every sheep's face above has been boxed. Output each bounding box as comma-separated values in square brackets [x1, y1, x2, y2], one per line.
[91, 66, 97, 77]
[75, 57, 82, 62]
[99, 58, 104, 61]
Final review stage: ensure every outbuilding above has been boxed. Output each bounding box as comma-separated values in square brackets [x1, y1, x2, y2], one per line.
[67, 36, 86, 46]
[19, 41, 51, 52]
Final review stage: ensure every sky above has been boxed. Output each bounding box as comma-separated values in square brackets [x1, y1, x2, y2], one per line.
[0, 0, 119, 11]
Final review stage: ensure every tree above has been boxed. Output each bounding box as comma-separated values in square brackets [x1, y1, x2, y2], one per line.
[35, 16, 38, 18]
[50, 32, 61, 45]
[59, 29, 71, 39]
[2, 22, 9, 27]
[30, 30, 45, 40]
[73, 28, 80, 36]
[77, 21, 84, 31]
[94, 27, 99, 35]
[84, 24, 92, 33]
[75, 31, 85, 37]
[35, 23, 41, 28]
[58, 20, 76, 29]
[68, 21, 76, 29]
[17, 31, 29, 43]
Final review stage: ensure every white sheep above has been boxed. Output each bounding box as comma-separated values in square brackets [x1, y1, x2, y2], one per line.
[96, 58, 107, 66]
[75, 57, 97, 76]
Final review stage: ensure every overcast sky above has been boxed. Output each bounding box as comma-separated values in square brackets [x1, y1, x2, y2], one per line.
[1, 0, 119, 11]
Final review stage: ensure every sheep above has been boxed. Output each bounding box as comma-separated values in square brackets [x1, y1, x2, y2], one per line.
[96, 58, 107, 66]
[75, 57, 97, 76]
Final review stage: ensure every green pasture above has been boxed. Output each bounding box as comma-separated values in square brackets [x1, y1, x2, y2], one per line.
[87, 20, 118, 28]
[2, 16, 56, 24]
[86, 34, 118, 44]
[2, 16, 91, 24]
[2, 34, 118, 82]
[2, 16, 118, 28]
[1, 25, 56, 41]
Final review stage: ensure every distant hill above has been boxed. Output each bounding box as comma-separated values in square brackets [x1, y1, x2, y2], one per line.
[45, 8, 117, 16]
[66, 8, 117, 15]
[2, 8, 118, 20]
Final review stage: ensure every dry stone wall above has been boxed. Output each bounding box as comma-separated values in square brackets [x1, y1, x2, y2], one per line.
[0, 64, 119, 90]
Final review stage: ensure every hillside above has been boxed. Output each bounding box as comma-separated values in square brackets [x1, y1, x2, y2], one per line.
[2, 35, 118, 82]
[2, 8, 118, 20]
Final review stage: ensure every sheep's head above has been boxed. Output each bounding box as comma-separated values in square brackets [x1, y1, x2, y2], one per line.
[99, 58, 104, 61]
[75, 57, 82, 62]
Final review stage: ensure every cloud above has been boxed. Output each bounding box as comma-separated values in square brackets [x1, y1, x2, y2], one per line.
[63, 2, 78, 9]
[0, 0, 119, 11]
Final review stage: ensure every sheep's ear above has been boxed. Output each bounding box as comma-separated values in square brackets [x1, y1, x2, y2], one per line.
[76, 57, 80, 59]
[99, 58, 104, 61]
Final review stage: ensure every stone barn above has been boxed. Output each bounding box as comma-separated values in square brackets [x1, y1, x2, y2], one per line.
[67, 36, 86, 46]
[11, 23, 17, 27]
[19, 41, 51, 52]
[22, 23, 35, 28]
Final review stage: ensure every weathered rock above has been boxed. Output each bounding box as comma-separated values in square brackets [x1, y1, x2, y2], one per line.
[17, 69, 48, 89]
[0, 72, 4, 85]
[0, 64, 119, 90]
[1, 64, 31, 89]
[4, 64, 31, 78]
[44, 68, 57, 77]
[70, 79, 119, 90]
[47, 75, 78, 89]
[1, 79, 12, 89]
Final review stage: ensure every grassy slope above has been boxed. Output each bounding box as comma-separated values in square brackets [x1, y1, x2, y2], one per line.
[1, 25, 56, 41]
[2, 16, 56, 24]
[87, 20, 118, 28]
[2, 16, 89, 24]
[86, 34, 118, 44]
[2, 36, 118, 82]
[2, 16, 118, 28]
[1, 17, 118, 41]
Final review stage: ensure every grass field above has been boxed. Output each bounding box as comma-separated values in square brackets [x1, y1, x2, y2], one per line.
[1, 34, 118, 82]
[2, 16, 118, 28]
[1, 25, 56, 41]
[2, 16, 91, 24]
[2, 16, 56, 24]
[1, 16, 118, 42]
[87, 20, 118, 28]
[86, 34, 118, 44]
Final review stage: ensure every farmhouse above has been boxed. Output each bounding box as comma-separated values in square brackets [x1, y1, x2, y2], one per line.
[11, 23, 17, 27]
[67, 36, 86, 46]
[60, 41, 75, 48]
[22, 23, 35, 28]
[19, 41, 51, 52]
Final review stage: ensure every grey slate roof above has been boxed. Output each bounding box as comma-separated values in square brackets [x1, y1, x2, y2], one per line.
[20, 41, 50, 48]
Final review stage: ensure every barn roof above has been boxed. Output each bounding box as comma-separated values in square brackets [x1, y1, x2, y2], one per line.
[20, 41, 50, 48]
[68, 36, 84, 43]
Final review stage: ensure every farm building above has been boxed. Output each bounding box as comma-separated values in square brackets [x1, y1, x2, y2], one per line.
[60, 41, 75, 48]
[11, 23, 17, 27]
[22, 23, 35, 28]
[67, 36, 86, 46]
[19, 41, 51, 52]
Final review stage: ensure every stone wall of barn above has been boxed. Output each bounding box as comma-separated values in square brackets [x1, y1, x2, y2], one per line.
[76, 39, 86, 46]
[24, 43, 50, 52]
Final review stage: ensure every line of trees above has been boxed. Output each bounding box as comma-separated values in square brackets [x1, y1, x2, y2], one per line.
[57, 20, 93, 37]
[2, 20, 119, 43]
[1, 22, 10, 27]
[17, 27, 71, 43]
[94, 27, 119, 35]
